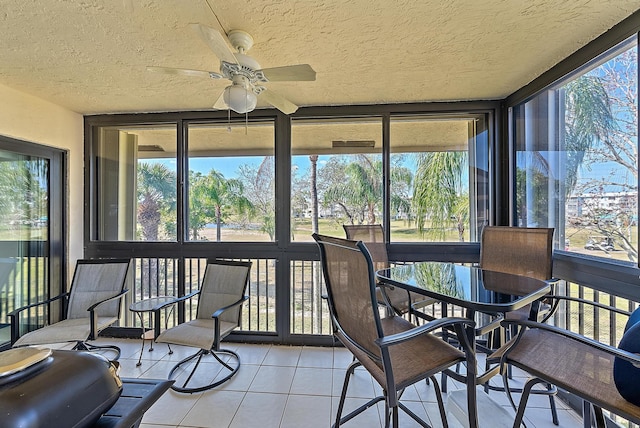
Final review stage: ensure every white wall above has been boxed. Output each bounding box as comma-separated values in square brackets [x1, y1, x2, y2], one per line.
[0, 83, 84, 267]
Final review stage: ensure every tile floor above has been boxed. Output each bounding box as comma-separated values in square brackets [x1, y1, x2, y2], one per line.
[87, 337, 582, 428]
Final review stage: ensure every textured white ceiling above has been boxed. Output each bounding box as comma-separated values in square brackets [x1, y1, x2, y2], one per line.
[1, 0, 639, 115]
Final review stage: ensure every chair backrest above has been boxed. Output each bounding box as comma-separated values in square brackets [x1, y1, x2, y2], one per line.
[343, 224, 389, 272]
[66, 259, 131, 320]
[480, 226, 554, 280]
[196, 260, 252, 324]
[314, 233, 382, 360]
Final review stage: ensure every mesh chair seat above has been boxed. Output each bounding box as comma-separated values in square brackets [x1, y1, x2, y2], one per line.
[339, 316, 466, 390]
[13, 316, 118, 347]
[156, 318, 237, 352]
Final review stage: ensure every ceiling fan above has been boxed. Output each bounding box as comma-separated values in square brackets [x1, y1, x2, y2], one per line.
[147, 24, 316, 114]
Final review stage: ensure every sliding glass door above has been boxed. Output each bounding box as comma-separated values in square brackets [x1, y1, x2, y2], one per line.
[0, 137, 65, 348]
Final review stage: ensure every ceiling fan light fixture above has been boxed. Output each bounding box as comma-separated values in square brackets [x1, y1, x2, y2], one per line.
[224, 84, 257, 114]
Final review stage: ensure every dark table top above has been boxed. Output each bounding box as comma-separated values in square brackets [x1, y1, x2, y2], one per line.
[376, 262, 551, 316]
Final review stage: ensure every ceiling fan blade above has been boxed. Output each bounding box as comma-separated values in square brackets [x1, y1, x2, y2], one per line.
[146, 66, 223, 79]
[190, 23, 238, 64]
[259, 89, 299, 114]
[212, 91, 227, 110]
[259, 64, 316, 82]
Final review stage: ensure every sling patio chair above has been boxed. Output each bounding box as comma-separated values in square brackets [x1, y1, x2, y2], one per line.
[314, 233, 478, 428]
[479, 226, 556, 346]
[493, 309, 640, 428]
[479, 226, 559, 424]
[343, 224, 436, 320]
[9, 258, 131, 360]
[155, 259, 251, 393]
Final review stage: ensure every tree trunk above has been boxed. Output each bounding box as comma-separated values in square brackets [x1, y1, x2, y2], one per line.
[309, 155, 322, 332]
[310, 155, 319, 234]
[216, 206, 222, 242]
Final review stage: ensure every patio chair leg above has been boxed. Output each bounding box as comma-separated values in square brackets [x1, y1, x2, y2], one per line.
[593, 405, 606, 428]
[332, 359, 385, 428]
[398, 402, 432, 428]
[441, 370, 449, 393]
[429, 375, 449, 428]
[180, 350, 205, 389]
[582, 400, 592, 428]
[391, 405, 399, 428]
[333, 360, 360, 428]
[513, 377, 547, 428]
[384, 402, 391, 428]
[547, 383, 559, 425]
[211, 348, 235, 371]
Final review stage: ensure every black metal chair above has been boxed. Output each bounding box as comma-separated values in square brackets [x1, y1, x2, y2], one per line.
[155, 259, 251, 393]
[314, 233, 477, 428]
[9, 258, 131, 360]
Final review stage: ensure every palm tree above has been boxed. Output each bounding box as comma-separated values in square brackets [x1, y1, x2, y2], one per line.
[412, 151, 468, 241]
[137, 162, 175, 240]
[190, 169, 253, 241]
[137, 162, 176, 294]
[324, 155, 382, 224]
[563, 75, 615, 193]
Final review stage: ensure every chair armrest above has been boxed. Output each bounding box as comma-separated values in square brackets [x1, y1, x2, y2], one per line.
[538, 294, 630, 323]
[376, 317, 475, 348]
[86, 288, 130, 312]
[501, 319, 640, 366]
[87, 288, 130, 340]
[211, 295, 250, 348]
[9, 292, 69, 345]
[8, 292, 69, 317]
[152, 290, 200, 311]
[542, 294, 630, 315]
[211, 295, 250, 319]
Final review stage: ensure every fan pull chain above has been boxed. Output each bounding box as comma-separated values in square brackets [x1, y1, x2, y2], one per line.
[227, 108, 231, 133]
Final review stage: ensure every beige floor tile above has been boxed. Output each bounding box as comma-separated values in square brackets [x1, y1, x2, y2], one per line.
[141, 389, 201, 426]
[139, 424, 178, 428]
[233, 343, 270, 365]
[181, 390, 245, 427]
[280, 394, 332, 428]
[248, 365, 296, 394]
[523, 408, 583, 428]
[218, 363, 260, 392]
[262, 345, 301, 367]
[138, 359, 180, 380]
[298, 346, 334, 368]
[290, 366, 333, 396]
[228, 392, 288, 428]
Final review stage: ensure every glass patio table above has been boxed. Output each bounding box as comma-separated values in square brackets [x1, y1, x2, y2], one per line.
[376, 262, 553, 427]
[376, 262, 552, 324]
[129, 296, 176, 366]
